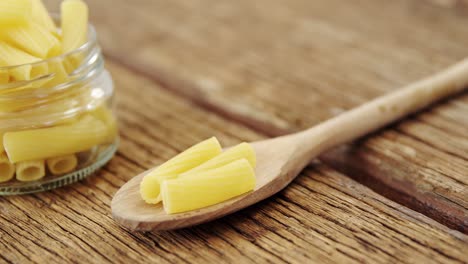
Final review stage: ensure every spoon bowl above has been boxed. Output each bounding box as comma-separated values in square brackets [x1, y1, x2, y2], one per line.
[112, 136, 304, 231]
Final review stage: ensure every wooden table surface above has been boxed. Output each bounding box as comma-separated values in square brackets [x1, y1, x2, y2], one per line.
[1, 0, 467, 263]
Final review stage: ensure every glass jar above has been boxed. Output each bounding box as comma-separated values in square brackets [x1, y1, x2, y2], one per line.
[0, 24, 118, 195]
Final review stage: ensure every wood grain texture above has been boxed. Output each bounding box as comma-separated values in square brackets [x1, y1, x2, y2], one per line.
[2, 62, 468, 263]
[57, 0, 468, 231]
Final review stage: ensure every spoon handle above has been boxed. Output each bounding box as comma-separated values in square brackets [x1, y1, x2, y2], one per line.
[298, 58, 468, 157]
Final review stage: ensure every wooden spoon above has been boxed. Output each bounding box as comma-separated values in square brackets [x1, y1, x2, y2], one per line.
[112, 58, 468, 231]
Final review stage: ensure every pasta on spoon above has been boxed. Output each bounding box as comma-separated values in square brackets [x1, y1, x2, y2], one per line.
[140, 137, 257, 214]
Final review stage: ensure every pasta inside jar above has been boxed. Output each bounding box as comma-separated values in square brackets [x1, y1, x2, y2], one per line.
[0, 24, 118, 195]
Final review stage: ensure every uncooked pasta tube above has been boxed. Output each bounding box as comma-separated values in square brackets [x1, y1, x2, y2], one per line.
[0, 0, 32, 27]
[140, 137, 222, 204]
[47, 154, 78, 175]
[4, 115, 109, 163]
[31, 0, 57, 33]
[0, 42, 43, 80]
[180, 142, 256, 176]
[61, 0, 88, 53]
[2, 23, 61, 58]
[0, 153, 15, 183]
[161, 159, 256, 214]
[16, 160, 45, 182]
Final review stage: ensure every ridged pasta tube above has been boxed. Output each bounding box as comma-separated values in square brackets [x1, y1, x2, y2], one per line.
[2, 23, 61, 58]
[140, 137, 222, 204]
[4, 115, 109, 163]
[0, 153, 15, 183]
[16, 160, 46, 182]
[180, 142, 256, 176]
[0, 42, 42, 81]
[61, 0, 88, 53]
[161, 159, 256, 214]
[0, 0, 32, 27]
[47, 154, 78, 175]
[32, 0, 57, 33]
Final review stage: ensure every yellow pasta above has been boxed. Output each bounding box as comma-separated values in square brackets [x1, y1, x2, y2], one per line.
[0, 67, 49, 97]
[16, 160, 46, 182]
[47, 154, 78, 175]
[0, 132, 4, 153]
[181, 142, 256, 176]
[2, 23, 62, 58]
[43, 60, 69, 87]
[0, 91, 57, 113]
[0, 42, 42, 80]
[61, 0, 89, 53]
[60, 56, 78, 74]
[161, 159, 256, 214]
[90, 106, 118, 143]
[0, 0, 32, 27]
[32, 0, 57, 33]
[1, 80, 90, 113]
[30, 65, 50, 88]
[0, 153, 15, 183]
[0, 69, 9, 84]
[30, 102, 81, 126]
[9, 65, 33, 82]
[4, 115, 109, 163]
[140, 137, 222, 204]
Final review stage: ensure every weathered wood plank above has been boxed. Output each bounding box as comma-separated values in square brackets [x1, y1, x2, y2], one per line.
[63, 0, 468, 231]
[1, 62, 467, 263]
[424, 0, 468, 10]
